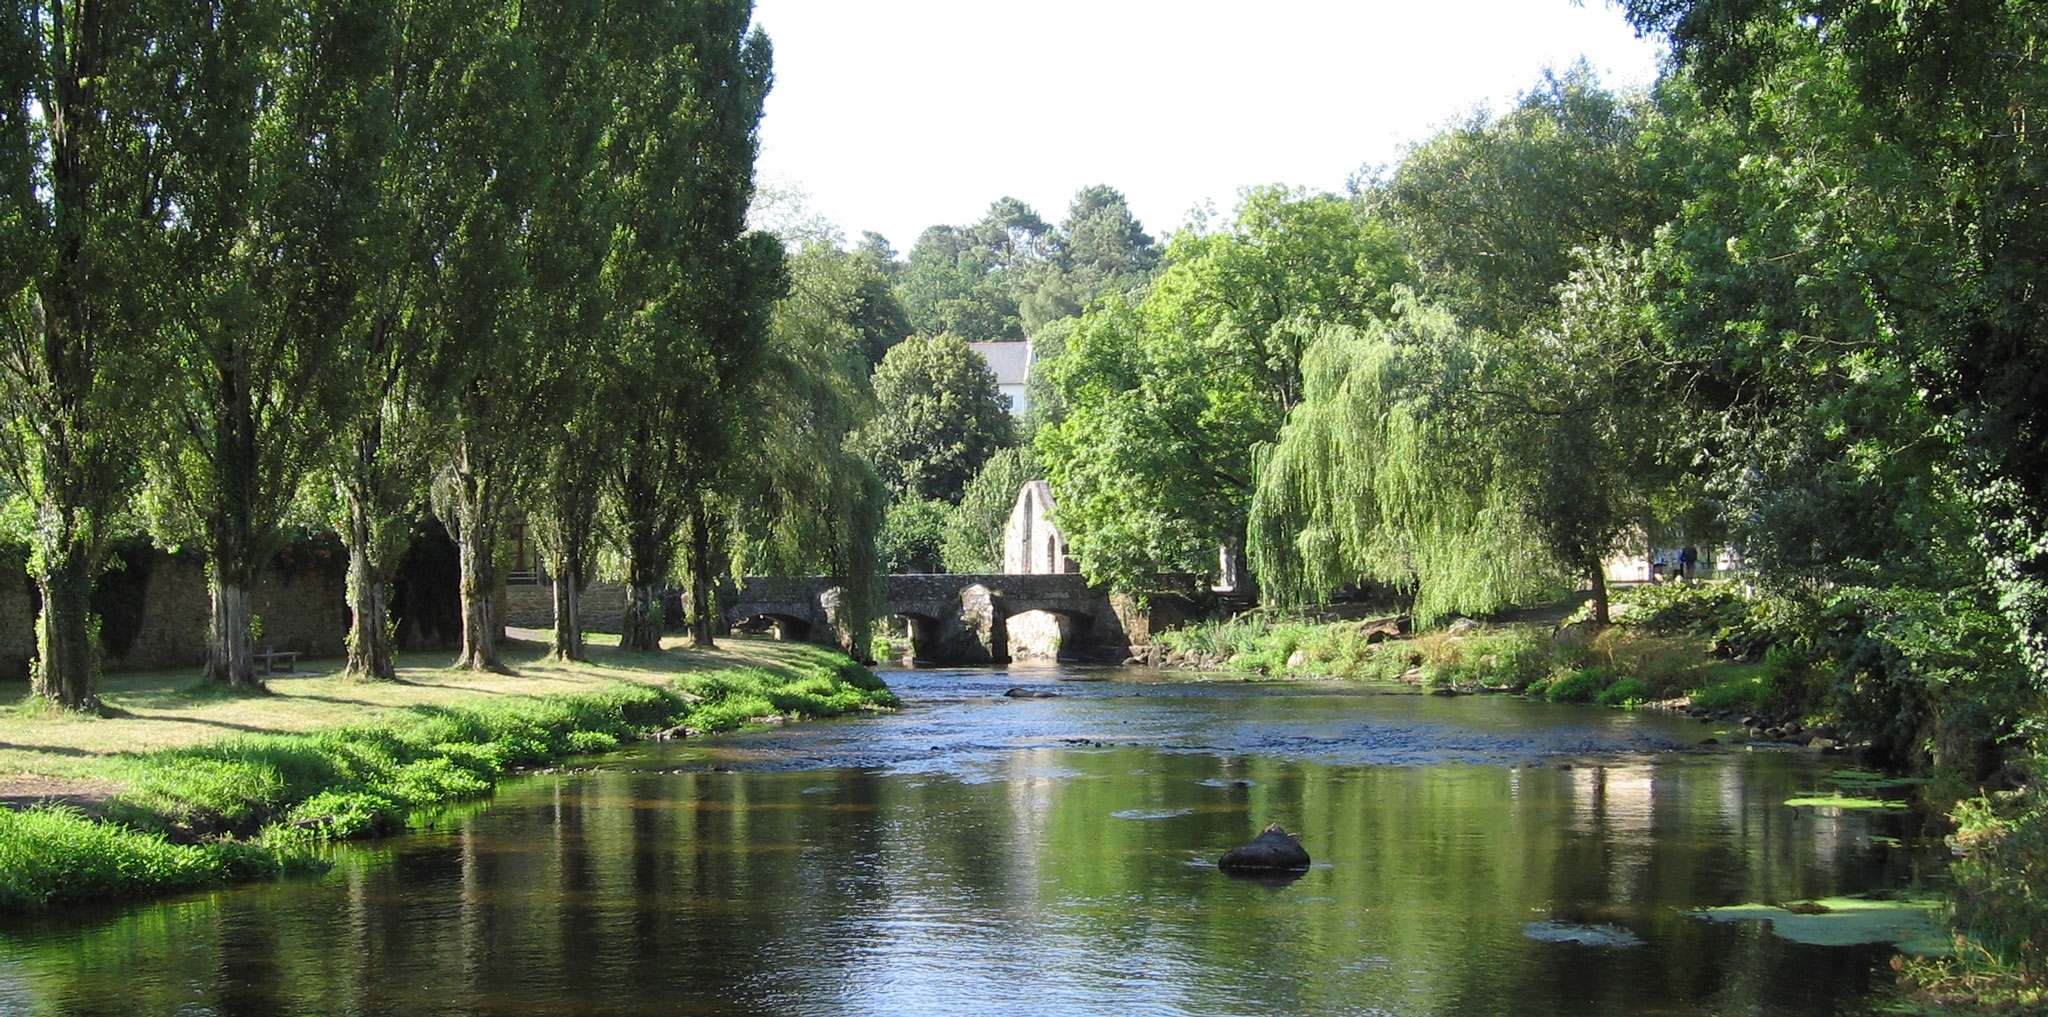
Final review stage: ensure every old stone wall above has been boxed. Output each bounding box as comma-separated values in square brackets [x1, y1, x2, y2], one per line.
[0, 552, 348, 676]
[0, 568, 33, 681]
[105, 557, 348, 670]
[503, 580, 629, 634]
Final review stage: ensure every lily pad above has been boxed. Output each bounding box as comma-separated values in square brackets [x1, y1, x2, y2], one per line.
[1522, 920, 1644, 948]
[1783, 794, 1909, 811]
[1690, 897, 1948, 955]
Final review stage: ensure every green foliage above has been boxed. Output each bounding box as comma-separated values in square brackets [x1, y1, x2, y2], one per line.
[285, 791, 402, 840]
[1948, 790, 2048, 977]
[897, 204, 1039, 342]
[878, 498, 949, 574]
[1596, 677, 1651, 707]
[1687, 674, 1769, 713]
[1377, 63, 1671, 335]
[1540, 671, 1605, 699]
[1247, 296, 1564, 622]
[852, 333, 1016, 504]
[940, 448, 1037, 574]
[727, 240, 890, 657]
[565, 730, 620, 753]
[1014, 185, 1161, 334]
[1546, 668, 1610, 704]
[1040, 187, 1412, 593]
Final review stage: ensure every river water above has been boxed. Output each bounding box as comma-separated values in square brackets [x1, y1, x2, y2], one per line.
[1, 665, 1936, 1016]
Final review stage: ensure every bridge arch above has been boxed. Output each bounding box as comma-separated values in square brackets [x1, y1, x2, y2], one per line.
[726, 573, 1150, 665]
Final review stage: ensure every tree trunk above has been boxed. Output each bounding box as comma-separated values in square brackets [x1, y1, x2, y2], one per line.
[32, 545, 100, 711]
[687, 499, 716, 649]
[454, 523, 501, 670]
[615, 453, 671, 653]
[550, 564, 584, 662]
[621, 577, 663, 651]
[443, 433, 505, 672]
[206, 563, 261, 687]
[1587, 558, 1611, 626]
[343, 500, 397, 680]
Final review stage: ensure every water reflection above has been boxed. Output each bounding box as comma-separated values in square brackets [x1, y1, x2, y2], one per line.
[0, 669, 1929, 1016]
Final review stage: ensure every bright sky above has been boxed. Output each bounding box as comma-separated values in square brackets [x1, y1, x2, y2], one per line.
[748, 1, 1667, 252]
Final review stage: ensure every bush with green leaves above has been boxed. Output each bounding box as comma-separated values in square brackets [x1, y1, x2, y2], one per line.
[1596, 677, 1651, 707]
[1546, 668, 1610, 704]
[1688, 674, 1769, 712]
[1948, 789, 2048, 978]
[878, 497, 950, 574]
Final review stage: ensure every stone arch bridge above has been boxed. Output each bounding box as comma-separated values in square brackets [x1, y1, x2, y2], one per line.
[723, 573, 1199, 665]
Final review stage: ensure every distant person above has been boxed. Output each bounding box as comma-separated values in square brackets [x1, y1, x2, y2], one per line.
[1679, 545, 1698, 582]
[1652, 553, 1667, 582]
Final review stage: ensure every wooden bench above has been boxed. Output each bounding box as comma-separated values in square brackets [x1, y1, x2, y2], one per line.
[254, 649, 301, 675]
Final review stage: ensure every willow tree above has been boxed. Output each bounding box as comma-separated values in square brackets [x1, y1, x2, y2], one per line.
[1247, 296, 1556, 624]
[0, 0, 172, 709]
[727, 241, 889, 659]
[1250, 267, 1674, 625]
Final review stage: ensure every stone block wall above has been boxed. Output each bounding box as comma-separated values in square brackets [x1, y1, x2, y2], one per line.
[0, 570, 34, 681]
[0, 552, 347, 676]
[503, 580, 628, 634]
[100, 557, 347, 670]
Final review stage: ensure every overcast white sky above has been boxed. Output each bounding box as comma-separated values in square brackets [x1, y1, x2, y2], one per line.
[747, 1, 1667, 252]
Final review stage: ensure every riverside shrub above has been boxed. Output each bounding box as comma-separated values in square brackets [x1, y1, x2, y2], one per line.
[1948, 789, 2048, 976]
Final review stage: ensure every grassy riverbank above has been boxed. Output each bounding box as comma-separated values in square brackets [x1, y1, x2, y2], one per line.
[0, 634, 895, 913]
[1153, 587, 1775, 716]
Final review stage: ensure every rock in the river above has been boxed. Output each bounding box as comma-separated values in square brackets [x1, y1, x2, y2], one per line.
[1218, 823, 1311, 871]
[1003, 687, 1058, 698]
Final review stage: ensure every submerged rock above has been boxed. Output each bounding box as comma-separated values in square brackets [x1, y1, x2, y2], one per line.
[1003, 687, 1058, 698]
[1522, 920, 1645, 948]
[1218, 823, 1311, 871]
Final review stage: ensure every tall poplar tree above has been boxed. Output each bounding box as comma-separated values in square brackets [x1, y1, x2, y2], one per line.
[420, 0, 548, 672]
[0, 0, 173, 708]
[131, 0, 398, 687]
[604, 0, 776, 652]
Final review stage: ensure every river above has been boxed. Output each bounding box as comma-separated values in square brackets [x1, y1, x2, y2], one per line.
[0, 664, 1936, 1016]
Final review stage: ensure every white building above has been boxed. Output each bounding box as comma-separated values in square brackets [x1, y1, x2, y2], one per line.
[968, 339, 1033, 417]
[1002, 480, 1074, 574]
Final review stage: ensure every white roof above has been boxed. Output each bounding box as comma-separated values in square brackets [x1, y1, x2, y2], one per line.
[967, 340, 1033, 387]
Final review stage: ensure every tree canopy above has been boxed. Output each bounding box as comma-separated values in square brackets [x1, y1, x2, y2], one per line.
[851, 333, 1015, 505]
